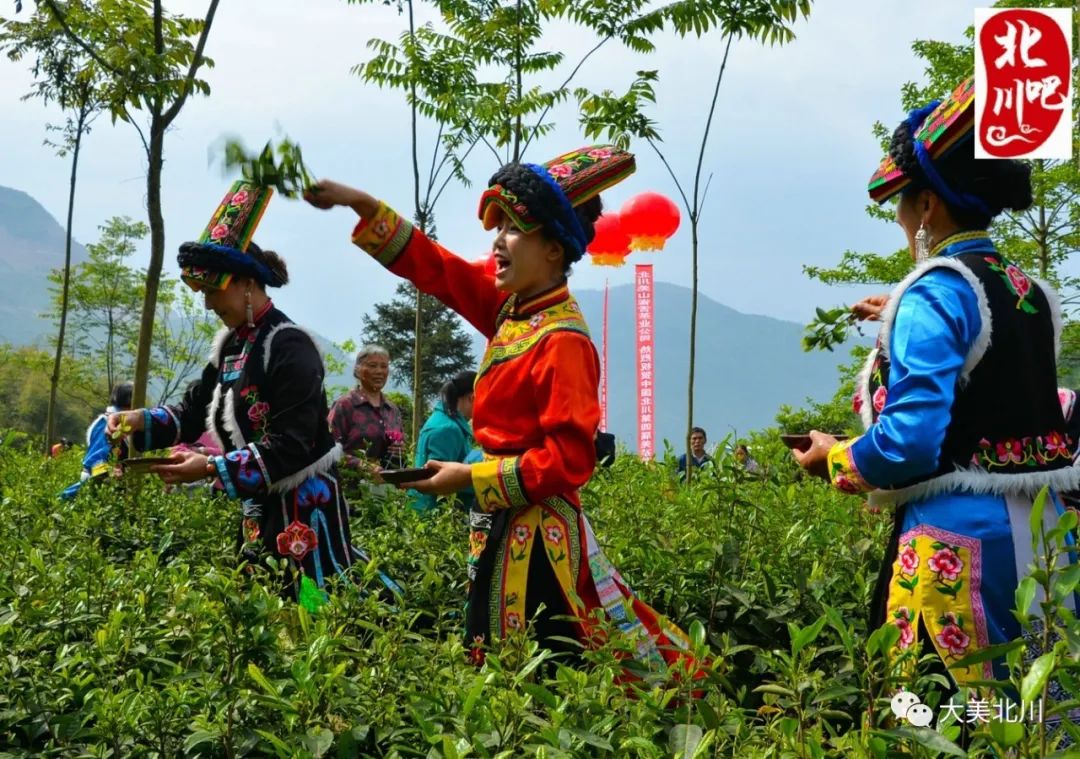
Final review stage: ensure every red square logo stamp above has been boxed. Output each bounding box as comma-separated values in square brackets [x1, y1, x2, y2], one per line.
[975, 7, 1072, 159]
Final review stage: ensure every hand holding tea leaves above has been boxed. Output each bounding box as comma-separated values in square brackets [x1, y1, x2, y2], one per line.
[222, 138, 316, 199]
[106, 411, 144, 441]
[801, 306, 864, 353]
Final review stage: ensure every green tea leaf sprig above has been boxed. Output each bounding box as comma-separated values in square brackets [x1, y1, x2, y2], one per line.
[802, 306, 863, 353]
[221, 138, 316, 199]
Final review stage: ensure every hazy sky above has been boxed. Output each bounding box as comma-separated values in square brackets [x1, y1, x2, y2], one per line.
[0, 0, 988, 345]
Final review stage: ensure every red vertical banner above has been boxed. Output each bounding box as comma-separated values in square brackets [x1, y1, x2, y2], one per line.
[635, 264, 654, 458]
[600, 279, 609, 431]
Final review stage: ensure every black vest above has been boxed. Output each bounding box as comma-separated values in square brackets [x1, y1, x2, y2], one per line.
[208, 307, 339, 488]
[860, 241, 1073, 499]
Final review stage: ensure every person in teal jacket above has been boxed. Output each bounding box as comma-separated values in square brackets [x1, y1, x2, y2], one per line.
[410, 370, 477, 514]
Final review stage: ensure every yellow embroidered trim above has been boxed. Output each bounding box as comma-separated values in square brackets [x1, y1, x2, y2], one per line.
[351, 201, 414, 267]
[477, 298, 590, 381]
[472, 456, 526, 511]
[929, 230, 990, 258]
[827, 438, 873, 494]
[886, 528, 989, 685]
[90, 462, 110, 477]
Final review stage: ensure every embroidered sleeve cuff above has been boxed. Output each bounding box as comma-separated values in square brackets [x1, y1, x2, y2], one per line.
[351, 201, 414, 268]
[827, 439, 874, 494]
[137, 407, 181, 452]
[472, 457, 530, 511]
[218, 447, 269, 498]
[212, 455, 239, 499]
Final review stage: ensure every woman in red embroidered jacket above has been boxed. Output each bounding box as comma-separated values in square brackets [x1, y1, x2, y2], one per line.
[306, 146, 694, 668]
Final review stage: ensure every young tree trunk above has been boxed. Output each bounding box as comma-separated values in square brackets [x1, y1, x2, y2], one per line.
[405, 0, 425, 447]
[685, 217, 699, 482]
[45, 111, 86, 453]
[132, 116, 165, 408]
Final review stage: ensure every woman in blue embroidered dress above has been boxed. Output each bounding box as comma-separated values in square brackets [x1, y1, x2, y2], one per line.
[793, 78, 1079, 689]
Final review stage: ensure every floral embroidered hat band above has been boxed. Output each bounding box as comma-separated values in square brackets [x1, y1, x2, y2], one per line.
[178, 180, 279, 291]
[867, 76, 977, 207]
[477, 145, 636, 259]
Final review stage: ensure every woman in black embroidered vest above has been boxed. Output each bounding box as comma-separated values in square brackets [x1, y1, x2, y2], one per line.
[793, 78, 1079, 687]
[107, 182, 359, 607]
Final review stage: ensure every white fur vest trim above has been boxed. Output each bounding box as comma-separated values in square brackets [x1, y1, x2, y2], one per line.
[268, 443, 344, 494]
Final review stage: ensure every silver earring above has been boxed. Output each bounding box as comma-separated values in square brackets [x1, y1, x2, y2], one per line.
[915, 224, 931, 263]
[245, 290, 254, 327]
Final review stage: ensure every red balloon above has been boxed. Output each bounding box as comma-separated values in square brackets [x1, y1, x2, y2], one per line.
[587, 213, 630, 267]
[619, 192, 680, 251]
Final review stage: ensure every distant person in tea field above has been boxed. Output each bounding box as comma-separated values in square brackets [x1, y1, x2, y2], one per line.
[328, 345, 406, 478]
[305, 145, 702, 677]
[49, 437, 73, 459]
[106, 181, 380, 609]
[409, 370, 478, 515]
[735, 444, 761, 476]
[676, 427, 712, 479]
[793, 78, 1079, 692]
[59, 381, 133, 500]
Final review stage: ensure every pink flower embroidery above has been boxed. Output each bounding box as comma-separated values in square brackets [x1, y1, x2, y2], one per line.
[1005, 264, 1031, 299]
[276, 521, 317, 561]
[544, 525, 563, 544]
[872, 386, 888, 413]
[512, 524, 531, 546]
[210, 223, 230, 241]
[247, 401, 270, 424]
[893, 608, 915, 649]
[587, 148, 612, 160]
[996, 439, 1025, 465]
[374, 220, 390, 238]
[548, 163, 573, 178]
[936, 623, 970, 657]
[834, 474, 859, 494]
[506, 612, 522, 631]
[1059, 388, 1073, 410]
[230, 189, 250, 207]
[529, 314, 544, 329]
[898, 545, 919, 577]
[1045, 431, 1069, 457]
[927, 547, 963, 582]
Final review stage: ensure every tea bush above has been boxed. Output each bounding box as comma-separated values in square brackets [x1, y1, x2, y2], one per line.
[1, 436, 1077, 757]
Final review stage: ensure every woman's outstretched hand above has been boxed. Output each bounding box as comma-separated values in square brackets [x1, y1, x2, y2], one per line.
[106, 410, 144, 441]
[408, 460, 472, 495]
[791, 430, 838, 480]
[851, 295, 889, 322]
[151, 450, 211, 485]
[303, 180, 379, 217]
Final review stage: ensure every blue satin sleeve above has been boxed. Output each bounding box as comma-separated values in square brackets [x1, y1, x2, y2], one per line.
[59, 417, 113, 501]
[850, 268, 982, 488]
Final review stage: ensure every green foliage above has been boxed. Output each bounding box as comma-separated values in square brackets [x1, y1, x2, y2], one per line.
[801, 306, 864, 354]
[775, 350, 865, 435]
[359, 281, 475, 409]
[1, 437, 1078, 755]
[221, 138, 316, 199]
[0, 345, 101, 440]
[45, 216, 215, 404]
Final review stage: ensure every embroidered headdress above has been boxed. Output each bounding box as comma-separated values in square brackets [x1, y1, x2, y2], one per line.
[868, 77, 987, 214]
[178, 180, 279, 291]
[478, 145, 636, 263]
